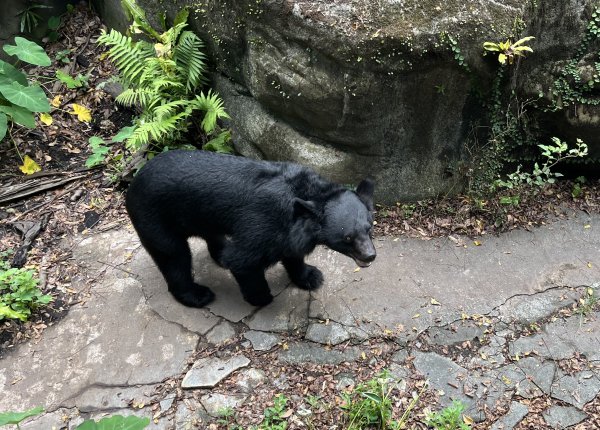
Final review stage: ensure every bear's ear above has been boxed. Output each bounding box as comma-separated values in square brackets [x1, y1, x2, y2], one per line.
[293, 198, 320, 219]
[356, 177, 375, 211]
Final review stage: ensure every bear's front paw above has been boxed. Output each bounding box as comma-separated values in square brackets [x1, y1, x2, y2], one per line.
[244, 291, 274, 307]
[293, 265, 324, 291]
[173, 284, 215, 308]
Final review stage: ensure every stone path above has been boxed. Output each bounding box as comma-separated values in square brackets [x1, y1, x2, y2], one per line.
[1, 213, 599, 429]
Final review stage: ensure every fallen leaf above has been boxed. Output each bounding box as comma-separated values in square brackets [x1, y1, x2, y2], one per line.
[463, 415, 474, 425]
[19, 155, 41, 174]
[51, 95, 62, 107]
[473, 240, 481, 246]
[412, 313, 421, 319]
[353, 267, 361, 272]
[39, 112, 53, 125]
[430, 298, 441, 306]
[70, 103, 91, 122]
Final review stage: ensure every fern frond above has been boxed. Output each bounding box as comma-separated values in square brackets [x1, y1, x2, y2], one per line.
[193, 90, 229, 134]
[115, 88, 158, 108]
[160, 22, 188, 47]
[174, 30, 207, 92]
[153, 100, 189, 120]
[126, 113, 187, 150]
[97, 29, 153, 85]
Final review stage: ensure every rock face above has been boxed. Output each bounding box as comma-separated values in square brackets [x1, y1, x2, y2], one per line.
[93, 0, 599, 202]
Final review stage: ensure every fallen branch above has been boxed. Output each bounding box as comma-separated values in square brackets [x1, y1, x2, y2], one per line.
[0, 172, 90, 204]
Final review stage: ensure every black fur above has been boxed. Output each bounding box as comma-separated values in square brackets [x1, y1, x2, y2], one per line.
[126, 150, 376, 308]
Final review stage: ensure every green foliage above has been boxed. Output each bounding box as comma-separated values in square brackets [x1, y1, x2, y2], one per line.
[75, 415, 150, 430]
[96, 0, 229, 158]
[0, 406, 44, 429]
[575, 284, 599, 319]
[440, 33, 469, 71]
[494, 137, 588, 190]
[17, 4, 52, 34]
[0, 251, 52, 322]
[0, 409, 148, 430]
[259, 394, 289, 430]
[549, 5, 600, 109]
[340, 369, 413, 430]
[86, 136, 111, 167]
[425, 400, 471, 430]
[56, 70, 88, 89]
[0, 38, 51, 142]
[483, 36, 534, 65]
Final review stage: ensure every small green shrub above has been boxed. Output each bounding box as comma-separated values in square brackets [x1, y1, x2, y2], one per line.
[259, 394, 289, 430]
[425, 400, 472, 430]
[0, 251, 52, 322]
[0, 37, 51, 143]
[96, 0, 229, 165]
[494, 137, 588, 190]
[483, 36, 534, 65]
[340, 369, 417, 430]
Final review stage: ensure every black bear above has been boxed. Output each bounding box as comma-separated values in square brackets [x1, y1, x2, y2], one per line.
[126, 150, 376, 307]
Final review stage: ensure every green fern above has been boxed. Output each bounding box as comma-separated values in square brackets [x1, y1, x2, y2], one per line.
[97, 0, 229, 158]
[174, 31, 207, 91]
[97, 29, 153, 85]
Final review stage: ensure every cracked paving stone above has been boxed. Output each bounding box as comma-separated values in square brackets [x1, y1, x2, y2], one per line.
[278, 342, 360, 365]
[498, 288, 580, 325]
[543, 405, 588, 429]
[160, 394, 176, 412]
[206, 320, 236, 345]
[495, 357, 556, 399]
[490, 401, 529, 430]
[236, 368, 267, 393]
[551, 370, 600, 408]
[412, 351, 483, 420]
[244, 287, 309, 333]
[426, 322, 484, 346]
[201, 393, 247, 416]
[509, 311, 600, 361]
[182, 355, 250, 389]
[243, 330, 280, 351]
[305, 320, 350, 345]
[175, 398, 210, 429]
[63, 384, 158, 413]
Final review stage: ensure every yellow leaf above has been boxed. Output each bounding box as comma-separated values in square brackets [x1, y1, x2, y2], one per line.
[473, 240, 481, 246]
[51, 95, 62, 107]
[361, 351, 367, 360]
[463, 415, 474, 425]
[354, 267, 361, 272]
[19, 155, 41, 175]
[70, 103, 91, 122]
[430, 298, 441, 306]
[587, 288, 594, 296]
[412, 313, 421, 319]
[587, 262, 592, 268]
[584, 224, 591, 229]
[498, 53, 507, 64]
[282, 342, 289, 350]
[40, 112, 53, 125]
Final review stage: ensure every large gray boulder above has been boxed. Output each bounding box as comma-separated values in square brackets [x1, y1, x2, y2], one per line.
[94, 0, 599, 202]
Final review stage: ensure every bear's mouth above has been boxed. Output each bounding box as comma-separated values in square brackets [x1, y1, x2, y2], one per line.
[352, 255, 372, 268]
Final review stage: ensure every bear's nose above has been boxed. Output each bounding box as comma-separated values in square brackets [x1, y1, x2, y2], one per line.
[363, 251, 376, 262]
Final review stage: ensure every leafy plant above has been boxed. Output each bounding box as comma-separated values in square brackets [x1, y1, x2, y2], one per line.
[75, 415, 149, 430]
[96, 1, 229, 164]
[17, 4, 52, 34]
[259, 394, 289, 430]
[0, 37, 51, 143]
[483, 36, 535, 65]
[0, 252, 52, 321]
[425, 400, 472, 430]
[495, 137, 588, 190]
[575, 284, 599, 320]
[0, 406, 44, 429]
[0, 409, 148, 430]
[55, 70, 88, 89]
[340, 369, 411, 430]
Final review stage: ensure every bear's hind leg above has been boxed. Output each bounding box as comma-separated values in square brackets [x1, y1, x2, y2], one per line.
[205, 234, 227, 268]
[141, 234, 215, 308]
[282, 257, 324, 291]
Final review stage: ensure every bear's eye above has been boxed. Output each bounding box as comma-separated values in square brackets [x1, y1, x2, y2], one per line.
[344, 235, 352, 243]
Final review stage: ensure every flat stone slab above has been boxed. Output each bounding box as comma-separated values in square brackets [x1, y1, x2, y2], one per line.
[543, 405, 588, 428]
[551, 370, 600, 408]
[278, 342, 360, 365]
[200, 393, 247, 416]
[182, 355, 251, 388]
[243, 330, 280, 351]
[490, 401, 528, 430]
[305, 320, 350, 345]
